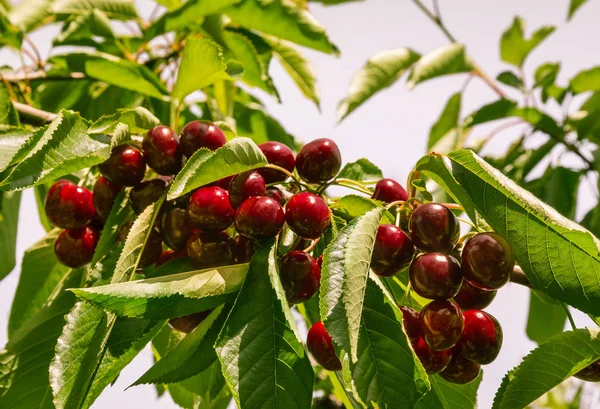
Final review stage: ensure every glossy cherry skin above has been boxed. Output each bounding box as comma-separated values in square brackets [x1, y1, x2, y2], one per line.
[439, 353, 481, 384]
[235, 196, 285, 240]
[98, 144, 146, 187]
[574, 359, 600, 382]
[161, 206, 195, 251]
[371, 224, 415, 276]
[187, 187, 235, 233]
[143, 126, 183, 175]
[129, 179, 168, 214]
[266, 187, 286, 206]
[307, 321, 342, 371]
[169, 310, 211, 333]
[413, 337, 452, 374]
[409, 253, 463, 300]
[372, 178, 408, 203]
[453, 279, 497, 310]
[186, 232, 236, 268]
[235, 235, 257, 263]
[295, 138, 342, 183]
[457, 310, 503, 365]
[180, 120, 226, 157]
[54, 226, 99, 268]
[285, 193, 331, 239]
[155, 250, 186, 268]
[117, 222, 163, 268]
[258, 141, 295, 183]
[45, 180, 95, 229]
[279, 251, 321, 304]
[228, 171, 266, 209]
[461, 232, 515, 290]
[93, 176, 122, 222]
[399, 306, 422, 345]
[410, 203, 460, 253]
[420, 300, 464, 351]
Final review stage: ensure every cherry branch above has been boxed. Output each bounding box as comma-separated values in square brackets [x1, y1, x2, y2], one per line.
[12, 101, 57, 125]
[2, 71, 86, 82]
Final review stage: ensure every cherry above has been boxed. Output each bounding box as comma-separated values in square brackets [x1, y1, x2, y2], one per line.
[228, 171, 266, 209]
[180, 120, 226, 157]
[143, 125, 183, 175]
[420, 300, 464, 351]
[186, 231, 236, 268]
[168, 310, 211, 333]
[371, 224, 415, 276]
[161, 206, 195, 251]
[258, 141, 295, 183]
[372, 179, 408, 203]
[117, 222, 163, 268]
[235, 196, 285, 240]
[279, 251, 321, 304]
[453, 279, 497, 310]
[410, 203, 459, 253]
[285, 192, 331, 239]
[316, 255, 323, 268]
[399, 306, 422, 345]
[98, 144, 146, 187]
[295, 138, 341, 183]
[129, 179, 168, 214]
[93, 176, 122, 222]
[574, 359, 600, 382]
[457, 310, 503, 365]
[461, 232, 515, 290]
[54, 226, 99, 268]
[235, 235, 257, 263]
[155, 250, 186, 268]
[439, 353, 481, 384]
[413, 337, 452, 374]
[409, 253, 462, 300]
[187, 187, 235, 233]
[45, 180, 95, 229]
[266, 186, 286, 206]
[307, 321, 342, 371]
[215, 175, 234, 189]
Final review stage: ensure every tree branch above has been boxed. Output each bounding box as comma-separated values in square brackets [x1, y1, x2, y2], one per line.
[12, 101, 57, 125]
[2, 71, 86, 82]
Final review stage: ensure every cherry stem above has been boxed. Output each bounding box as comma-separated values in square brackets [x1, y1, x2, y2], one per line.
[441, 203, 463, 210]
[562, 303, 577, 330]
[264, 164, 313, 191]
[331, 180, 372, 195]
[386, 200, 405, 210]
[304, 238, 320, 253]
[406, 170, 419, 199]
[401, 282, 413, 306]
[457, 217, 482, 232]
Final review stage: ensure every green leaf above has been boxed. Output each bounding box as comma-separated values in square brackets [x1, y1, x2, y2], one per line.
[216, 241, 314, 409]
[168, 137, 267, 200]
[50, 0, 138, 20]
[0, 7, 23, 48]
[526, 290, 566, 344]
[534, 62, 560, 88]
[525, 166, 581, 220]
[55, 9, 114, 44]
[0, 127, 32, 173]
[89, 106, 160, 135]
[407, 44, 473, 89]
[428, 92, 462, 152]
[464, 99, 517, 127]
[7, 0, 52, 32]
[91, 189, 132, 266]
[337, 48, 420, 122]
[568, 0, 588, 20]
[496, 71, 523, 90]
[416, 373, 482, 409]
[338, 158, 382, 181]
[320, 207, 384, 362]
[331, 195, 389, 222]
[0, 191, 20, 279]
[493, 328, 600, 409]
[234, 101, 297, 147]
[570, 67, 600, 94]
[500, 17, 555, 68]
[0, 84, 20, 126]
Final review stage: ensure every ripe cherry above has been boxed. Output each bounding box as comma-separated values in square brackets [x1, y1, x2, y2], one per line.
[279, 251, 321, 304]
[169, 310, 211, 333]
[155, 250, 186, 268]
[453, 279, 497, 310]
[285, 192, 331, 239]
[161, 206, 195, 251]
[180, 120, 226, 157]
[235, 196, 285, 240]
[266, 186, 286, 206]
[98, 144, 146, 187]
[439, 353, 481, 384]
[54, 226, 99, 268]
[143, 125, 183, 175]
[371, 224, 415, 276]
[458, 310, 503, 365]
[186, 231, 236, 268]
[129, 179, 168, 214]
[117, 222, 163, 268]
[235, 235, 257, 263]
[228, 171, 266, 209]
[574, 360, 600, 382]
[399, 306, 422, 345]
[410, 203, 459, 253]
[187, 187, 235, 233]
[413, 337, 452, 374]
[372, 178, 408, 203]
[307, 321, 342, 371]
[45, 180, 95, 229]
[409, 253, 462, 300]
[461, 232, 515, 290]
[258, 141, 295, 183]
[420, 300, 464, 351]
[295, 138, 341, 183]
[93, 176, 122, 222]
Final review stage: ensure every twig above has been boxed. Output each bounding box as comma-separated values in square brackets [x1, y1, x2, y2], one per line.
[12, 101, 57, 125]
[562, 303, 577, 330]
[24, 36, 44, 69]
[2, 71, 86, 82]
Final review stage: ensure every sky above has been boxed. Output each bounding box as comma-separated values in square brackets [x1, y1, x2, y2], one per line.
[1, 0, 599, 408]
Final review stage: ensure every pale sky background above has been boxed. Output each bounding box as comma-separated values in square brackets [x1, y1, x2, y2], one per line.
[1, 0, 599, 408]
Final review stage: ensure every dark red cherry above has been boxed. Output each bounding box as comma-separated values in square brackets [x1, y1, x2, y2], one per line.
[98, 144, 146, 187]
[461, 232, 515, 290]
[372, 178, 408, 203]
[413, 337, 452, 374]
[235, 196, 285, 240]
[45, 180, 95, 229]
[409, 253, 463, 300]
[316, 255, 323, 268]
[155, 249, 186, 268]
[439, 353, 481, 384]
[457, 310, 503, 365]
[420, 300, 464, 351]
[410, 203, 459, 253]
[169, 310, 211, 333]
[130, 179, 168, 214]
[93, 176, 122, 222]
[399, 306, 422, 345]
[235, 235, 257, 263]
[258, 141, 295, 183]
[307, 321, 342, 371]
[215, 175, 234, 189]
[574, 360, 600, 382]
[279, 251, 321, 304]
[180, 120, 226, 157]
[54, 226, 99, 268]
[143, 125, 183, 175]
[266, 186, 286, 206]
[187, 187, 235, 233]
[295, 138, 341, 183]
[228, 171, 266, 209]
[186, 231, 236, 268]
[285, 193, 331, 239]
[117, 222, 163, 268]
[371, 224, 415, 276]
[161, 206, 195, 251]
[453, 279, 497, 310]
